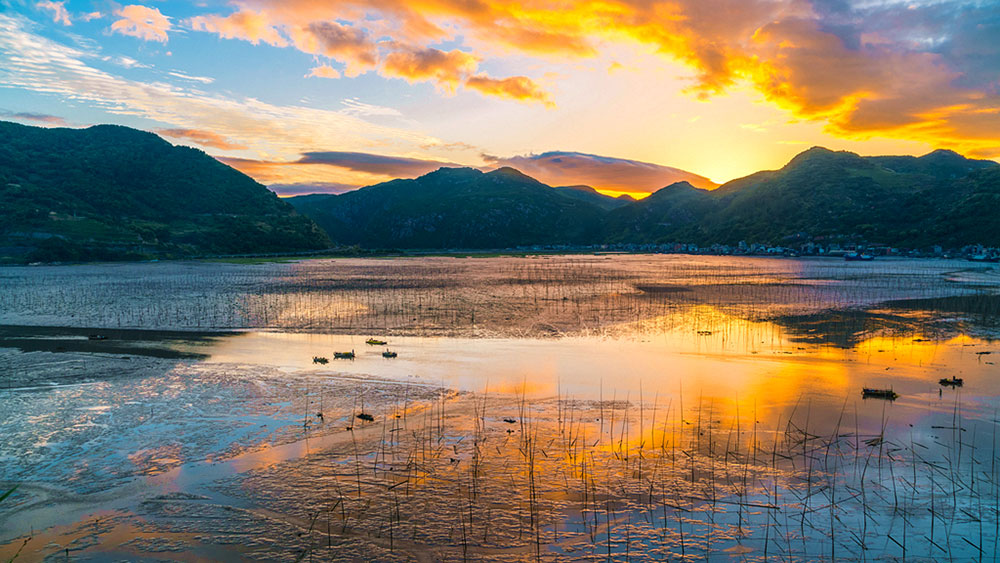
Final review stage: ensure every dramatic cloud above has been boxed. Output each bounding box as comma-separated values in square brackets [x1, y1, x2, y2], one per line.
[186, 4, 550, 102]
[36, 1, 70, 26]
[181, 0, 1000, 156]
[0, 110, 68, 125]
[157, 128, 247, 150]
[484, 151, 719, 195]
[111, 5, 171, 42]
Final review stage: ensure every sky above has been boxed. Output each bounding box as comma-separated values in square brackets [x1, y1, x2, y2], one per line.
[1, 0, 998, 197]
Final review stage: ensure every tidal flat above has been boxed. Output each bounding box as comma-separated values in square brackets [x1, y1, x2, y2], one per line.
[1, 254, 1000, 561]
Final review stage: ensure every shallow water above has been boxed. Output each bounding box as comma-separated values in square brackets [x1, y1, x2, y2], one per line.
[2, 254, 1000, 561]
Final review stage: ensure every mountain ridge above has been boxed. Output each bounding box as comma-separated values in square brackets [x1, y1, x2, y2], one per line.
[0, 121, 330, 262]
[3, 119, 999, 262]
[292, 146, 1000, 249]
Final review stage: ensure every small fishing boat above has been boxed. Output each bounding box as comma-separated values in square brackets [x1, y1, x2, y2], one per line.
[845, 252, 874, 261]
[88, 334, 108, 341]
[312, 356, 329, 364]
[862, 387, 897, 400]
[939, 376, 963, 387]
[333, 350, 355, 359]
[366, 338, 387, 346]
[382, 349, 397, 358]
[356, 412, 374, 422]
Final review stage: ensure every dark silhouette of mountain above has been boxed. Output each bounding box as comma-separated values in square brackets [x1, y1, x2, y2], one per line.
[606, 146, 1000, 246]
[289, 167, 605, 248]
[0, 121, 330, 262]
[291, 146, 999, 249]
[552, 185, 632, 210]
[603, 181, 717, 243]
[4, 118, 998, 260]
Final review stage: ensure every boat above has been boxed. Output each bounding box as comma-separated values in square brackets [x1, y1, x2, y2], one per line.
[312, 356, 329, 364]
[845, 252, 874, 261]
[333, 350, 355, 359]
[862, 387, 898, 400]
[87, 334, 108, 341]
[939, 376, 963, 387]
[366, 338, 387, 346]
[382, 349, 397, 358]
[356, 412, 374, 422]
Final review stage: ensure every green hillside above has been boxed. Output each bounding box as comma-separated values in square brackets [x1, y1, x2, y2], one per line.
[0, 121, 330, 262]
[289, 167, 605, 248]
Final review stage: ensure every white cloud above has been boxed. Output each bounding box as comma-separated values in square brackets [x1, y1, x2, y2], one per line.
[0, 14, 442, 162]
[340, 98, 403, 117]
[167, 70, 214, 84]
[110, 5, 171, 42]
[36, 1, 70, 26]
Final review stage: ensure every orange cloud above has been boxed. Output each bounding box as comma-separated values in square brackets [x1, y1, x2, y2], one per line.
[1, 110, 68, 126]
[189, 10, 286, 47]
[382, 46, 478, 90]
[186, 2, 551, 102]
[484, 151, 718, 194]
[111, 4, 171, 43]
[465, 74, 551, 105]
[218, 148, 722, 197]
[288, 22, 377, 77]
[156, 128, 248, 150]
[178, 0, 1000, 155]
[306, 64, 340, 79]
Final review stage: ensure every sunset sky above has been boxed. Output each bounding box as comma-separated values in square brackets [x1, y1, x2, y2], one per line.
[1, 0, 998, 197]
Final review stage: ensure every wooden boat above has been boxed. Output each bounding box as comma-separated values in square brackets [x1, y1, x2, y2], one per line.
[312, 356, 329, 364]
[382, 349, 397, 358]
[333, 350, 355, 359]
[862, 387, 897, 400]
[356, 412, 374, 422]
[366, 338, 387, 346]
[939, 376, 963, 387]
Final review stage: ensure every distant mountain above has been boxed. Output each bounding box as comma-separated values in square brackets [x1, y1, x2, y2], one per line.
[290, 147, 1000, 249]
[0, 121, 330, 262]
[289, 167, 605, 248]
[486, 151, 719, 193]
[552, 185, 632, 210]
[606, 147, 1000, 246]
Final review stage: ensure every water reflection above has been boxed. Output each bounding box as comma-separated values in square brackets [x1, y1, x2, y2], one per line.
[4, 255, 1000, 560]
[201, 302, 1000, 442]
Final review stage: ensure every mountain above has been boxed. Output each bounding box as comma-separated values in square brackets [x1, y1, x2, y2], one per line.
[603, 181, 717, 243]
[485, 151, 719, 193]
[4, 120, 997, 261]
[288, 167, 605, 248]
[0, 121, 330, 262]
[552, 185, 632, 210]
[607, 147, 1000, 246]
